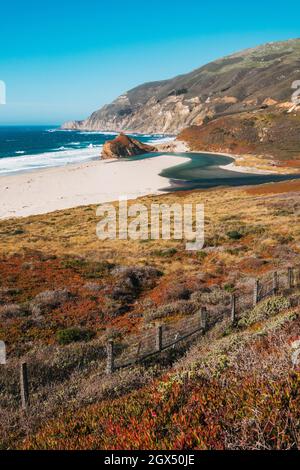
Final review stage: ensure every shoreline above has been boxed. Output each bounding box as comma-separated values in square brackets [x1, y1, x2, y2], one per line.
[0, 154, 188, 220]
[204, 151, 277, 175]
[0, 137, 296, 220]
[159, 140, 282, 175]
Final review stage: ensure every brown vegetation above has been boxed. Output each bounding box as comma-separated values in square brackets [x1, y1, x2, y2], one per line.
[178, 110, 300, 171]
[0, 181, 300, 449]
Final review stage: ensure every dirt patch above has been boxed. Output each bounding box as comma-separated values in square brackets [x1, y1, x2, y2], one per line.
[245, 180, 300, 196]
[278, 160, 300, 168]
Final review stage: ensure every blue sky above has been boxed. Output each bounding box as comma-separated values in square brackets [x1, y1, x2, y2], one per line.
[0, 0, 299, 125]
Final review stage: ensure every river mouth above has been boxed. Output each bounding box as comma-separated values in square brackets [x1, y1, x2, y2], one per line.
[127, 151, 300, 191]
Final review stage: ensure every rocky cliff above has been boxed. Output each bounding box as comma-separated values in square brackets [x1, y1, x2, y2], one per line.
[63, 39, 300, 134]
[101, 133, 157, 159]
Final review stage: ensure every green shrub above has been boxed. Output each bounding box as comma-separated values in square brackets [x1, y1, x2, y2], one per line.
[56, 327, 95, 345]
[224, 283, 235, 293]
[151, 248, 177, 257]
[61, 257, 114, 278]
[197, 251, 208, 260]
[12, 228, 25, 235]
[226, 230, 243, 240]
[239, 295, 290, 327]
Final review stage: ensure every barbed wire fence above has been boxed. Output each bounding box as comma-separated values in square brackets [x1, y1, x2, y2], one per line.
[3, 265, 300, 410]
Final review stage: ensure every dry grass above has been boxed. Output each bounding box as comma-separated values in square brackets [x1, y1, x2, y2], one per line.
[1, 181, 300, 449]
[0, 183, 299, 270]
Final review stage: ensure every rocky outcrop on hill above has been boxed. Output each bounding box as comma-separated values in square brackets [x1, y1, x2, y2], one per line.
[177, 110, 300, 161]
[63, 39, 300, 134]
[101, 133, 157, 159]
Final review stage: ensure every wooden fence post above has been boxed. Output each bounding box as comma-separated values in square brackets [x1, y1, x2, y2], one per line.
[20, 362, 29, 410]
[106, 340, 114, 375]
[273, 271, 278, 295]
[200, 307, 207, 332]
[288, 267, 293, 289]
[231, 293, 237, 325]
[253, 279, 259, 306]
[156, 325, 163, 352]
[295, 268, 299, 287]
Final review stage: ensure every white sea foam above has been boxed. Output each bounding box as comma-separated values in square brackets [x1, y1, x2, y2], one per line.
[0, 146, 102, 175]
[80, 131, 119, 136]
[148, 136, 175, 145]
[46, 128, 73, 133]
[0, 133, 172, 176]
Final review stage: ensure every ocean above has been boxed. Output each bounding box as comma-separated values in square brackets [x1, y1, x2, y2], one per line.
[0, 126, 171, 176]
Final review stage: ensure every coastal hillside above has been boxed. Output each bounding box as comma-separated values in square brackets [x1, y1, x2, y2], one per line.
[178, 110, 300, 164]
[62, 39, 300, 134]
[1, 180, 300, 449]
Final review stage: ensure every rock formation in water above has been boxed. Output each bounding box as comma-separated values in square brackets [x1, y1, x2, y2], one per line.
[63, 39, 300, 134]
[101, 133, 157, 159]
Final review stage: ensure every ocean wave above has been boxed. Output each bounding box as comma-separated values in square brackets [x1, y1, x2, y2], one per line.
[0, 146, 103, 175]
[148, 136, 175, 145]
[0, 131, 176, 176]
[45, 128, 72, 133]
[80, 130, 119, 136]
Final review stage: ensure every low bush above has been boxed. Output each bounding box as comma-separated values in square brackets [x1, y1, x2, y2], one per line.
[105, 300, 131, 318]
[160, 283, 192, 303]
[224, 283, 235, 293]
[0, 303, 29, 320]
[56, 327, 95, 345]
[61, 257, 114, 278]
[30, 289, 73, 317]
[22, 371, 300, 450]
[83, 282, 102, 292]
[111, 266, 162, 302]
[191, 286, 230, 307]
[226, 230, 243, 240]
[144, 299, 196, 322]
[12, 228, 25, 235]
[151, 248, 177, 257]
[239, 295, 291, 327]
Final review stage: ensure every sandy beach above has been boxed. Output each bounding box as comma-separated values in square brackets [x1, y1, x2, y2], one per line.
[0, 138, 284, 220]
[0, 154, 189, 219]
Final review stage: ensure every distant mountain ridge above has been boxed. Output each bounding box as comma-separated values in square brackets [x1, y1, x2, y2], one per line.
[62, 39, 300, 134]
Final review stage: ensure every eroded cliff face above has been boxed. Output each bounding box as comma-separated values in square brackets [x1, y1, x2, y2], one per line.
[63, 94, 208, 134]
[62, 39, 300, 134]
